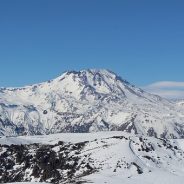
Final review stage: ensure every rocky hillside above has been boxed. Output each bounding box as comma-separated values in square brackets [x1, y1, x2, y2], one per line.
[1, 132, 184, 183]
[1, 69, 184, 138]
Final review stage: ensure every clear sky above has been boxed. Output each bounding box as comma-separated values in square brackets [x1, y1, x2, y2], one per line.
[0, 0, 184, 96]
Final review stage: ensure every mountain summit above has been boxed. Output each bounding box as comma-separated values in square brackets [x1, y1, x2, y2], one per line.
[0, 69, 184, 138]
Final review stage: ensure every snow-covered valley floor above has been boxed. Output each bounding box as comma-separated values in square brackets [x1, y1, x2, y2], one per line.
[1, 131, 184, 184]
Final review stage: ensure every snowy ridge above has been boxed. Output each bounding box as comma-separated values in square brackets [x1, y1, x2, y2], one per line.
[1, 69, 184, 138]
[1, 132, 184, 183]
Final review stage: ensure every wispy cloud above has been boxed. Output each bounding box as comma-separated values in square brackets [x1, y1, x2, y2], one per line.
[143, 81, 184, 99]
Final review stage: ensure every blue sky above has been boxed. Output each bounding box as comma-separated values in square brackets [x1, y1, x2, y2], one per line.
[0, 1, 184, 98]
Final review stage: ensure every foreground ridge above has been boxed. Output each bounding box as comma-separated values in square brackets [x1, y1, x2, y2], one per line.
[1, 132, 184, 183]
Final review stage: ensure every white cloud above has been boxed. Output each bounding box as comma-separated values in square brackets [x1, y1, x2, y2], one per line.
[146, 81, 184, 88]
[143, 81, 184, 99]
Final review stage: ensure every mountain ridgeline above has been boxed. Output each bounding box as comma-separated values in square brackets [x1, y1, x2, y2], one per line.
[0, 69, 184, 138]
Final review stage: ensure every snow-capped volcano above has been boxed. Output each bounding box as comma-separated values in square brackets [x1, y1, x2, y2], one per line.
[1, 69, 184, 138]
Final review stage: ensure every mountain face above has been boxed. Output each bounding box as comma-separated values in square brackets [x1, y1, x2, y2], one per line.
[1, 69, 184, 138]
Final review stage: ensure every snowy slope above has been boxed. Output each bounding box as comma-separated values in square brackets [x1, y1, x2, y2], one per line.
[1, 69, 184, 138]
[7, 183, 47, 184]
[1, 132, 184, 183]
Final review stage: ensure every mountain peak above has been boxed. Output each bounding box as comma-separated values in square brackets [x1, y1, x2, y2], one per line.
[60, 69, 116, 78]
[53, 69, 133, 98]
[56, 69, 129, 86]
[0, 68, 181, 139]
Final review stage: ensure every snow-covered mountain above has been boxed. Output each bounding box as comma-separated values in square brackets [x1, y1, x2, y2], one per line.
[1, 132, 184, 184]
[1, 69, 184, 138]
